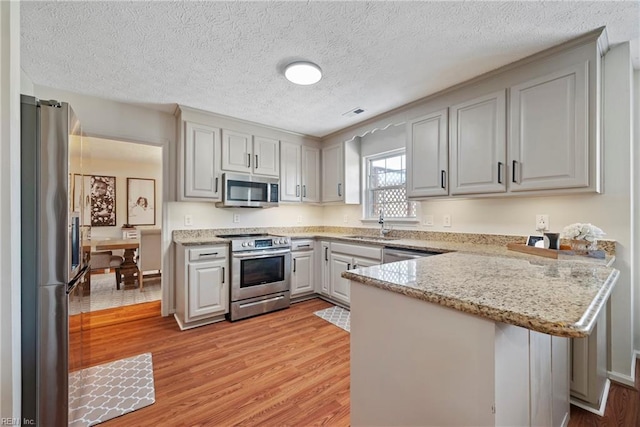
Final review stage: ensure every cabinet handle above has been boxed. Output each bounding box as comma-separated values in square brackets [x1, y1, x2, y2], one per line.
[222, 267, 225, 283]
[338, 183, 342, 197]
[347, 263, 351, 270]
[353, 264, 358, 269]
[303, 185, 306, 198]
[255, 154, 258, 169]
[215, 177, 219, 193]
[293, 258, 297, 273]
[512, 160, 518, 183]
[297, 244, 311, 248]
[325, 247, 328, 262]
[199, 252, 218, 257]
[296, 185, 300, 197]
[497, 162, 503, 184]
[247, 153, 251, 168]
[440, 170, 446, 189]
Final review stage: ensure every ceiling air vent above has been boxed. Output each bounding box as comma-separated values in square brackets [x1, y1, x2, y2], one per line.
[342, 107, 365, 118]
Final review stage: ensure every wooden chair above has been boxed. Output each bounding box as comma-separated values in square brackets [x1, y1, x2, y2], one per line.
[90, 251, 124, 289]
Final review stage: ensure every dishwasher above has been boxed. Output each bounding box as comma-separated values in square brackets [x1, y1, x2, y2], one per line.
[382, 247, 441, 263]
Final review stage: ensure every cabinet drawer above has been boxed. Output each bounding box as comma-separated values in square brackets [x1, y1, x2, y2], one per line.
[292, 239, 314, 251]
[188, 246, 228, 262]
[331, 242, 381, 260]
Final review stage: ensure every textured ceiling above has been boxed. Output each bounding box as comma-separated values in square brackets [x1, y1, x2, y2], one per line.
[21, 1, 640, 138]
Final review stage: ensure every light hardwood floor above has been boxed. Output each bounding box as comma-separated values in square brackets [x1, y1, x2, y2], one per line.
[80, 298, 638, 426]
[80, 299, 350, 426]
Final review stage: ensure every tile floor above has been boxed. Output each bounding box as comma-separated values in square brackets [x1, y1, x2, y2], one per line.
[69, 273, 161, 314]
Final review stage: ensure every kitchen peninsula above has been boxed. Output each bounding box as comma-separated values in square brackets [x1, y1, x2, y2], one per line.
[343, 252, 619, 426]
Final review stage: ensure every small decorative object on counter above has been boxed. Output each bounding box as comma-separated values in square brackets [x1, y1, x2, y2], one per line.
[561, 223, 605, 254]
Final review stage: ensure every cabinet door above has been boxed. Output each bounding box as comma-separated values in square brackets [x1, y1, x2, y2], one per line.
[302, 146, 320, 203]
[330, 253, 352, 304]
[450, 90, 506, 195]
[291, 251, 314, 296]
[280, 141, 302, 202]
[509, 62, 589, 191]
[253, 136, 280, 177]
[322, 144, 344, 202]
[319, 242, 330, 295]
[184, 122, 221, 199]
[406, 109, 449, 197]
[222, 129, 252, 173]
[187, 259, 228, 319]
[352, 256, 379, 269]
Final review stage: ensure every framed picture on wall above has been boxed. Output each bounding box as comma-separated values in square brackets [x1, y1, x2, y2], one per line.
[89, 175, 116, 227]
[127, 178, 156, 226]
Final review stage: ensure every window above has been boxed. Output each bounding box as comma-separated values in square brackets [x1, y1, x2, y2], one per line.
[365, 150, 417, 220]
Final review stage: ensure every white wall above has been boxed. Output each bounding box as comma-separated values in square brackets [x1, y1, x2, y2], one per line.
[0, 0, 22, 419]
[82, 153, 163, 239]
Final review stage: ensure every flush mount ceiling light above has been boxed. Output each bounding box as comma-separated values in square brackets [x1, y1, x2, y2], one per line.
[284, 61, 322, 85]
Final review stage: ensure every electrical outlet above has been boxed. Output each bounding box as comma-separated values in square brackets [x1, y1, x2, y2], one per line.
[423, 215, 434, 226]
[535, 214, 549, 231]
[443, 214, 452, 227]
[184, 214, 193, 226]
[343, 215, 349, 223]
[297, 215, 302, 224]
[233, 214, 240, 223]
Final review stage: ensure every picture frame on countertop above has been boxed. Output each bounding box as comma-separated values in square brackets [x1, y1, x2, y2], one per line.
[526, 235, 544, 247]
[127, 177, 156, 226]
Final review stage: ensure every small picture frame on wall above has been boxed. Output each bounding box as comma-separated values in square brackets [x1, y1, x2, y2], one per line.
[127, 178, 156, 226]
[89, 175, 117, 226]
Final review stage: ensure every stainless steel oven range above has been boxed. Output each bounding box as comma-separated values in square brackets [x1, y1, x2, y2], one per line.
[217, 233, 291, 321]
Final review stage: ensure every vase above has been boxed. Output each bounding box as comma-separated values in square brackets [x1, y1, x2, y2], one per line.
[569, 239, 596, 255]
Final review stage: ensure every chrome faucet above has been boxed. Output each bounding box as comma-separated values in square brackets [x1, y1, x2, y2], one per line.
[378, 209, 392, 237]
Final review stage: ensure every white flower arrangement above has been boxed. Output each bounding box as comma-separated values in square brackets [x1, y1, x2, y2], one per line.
[561, 223, 606, 242]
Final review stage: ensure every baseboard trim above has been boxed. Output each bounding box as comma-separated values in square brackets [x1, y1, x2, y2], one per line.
[316, 294, 350, 310]
[570, 379, 611, 416]
[608, 370, 636, 387]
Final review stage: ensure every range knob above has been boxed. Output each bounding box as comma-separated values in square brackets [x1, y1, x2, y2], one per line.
[241, 242, 248, 247]
[282, 238, 288, 244]
[248, 241, 254, 247]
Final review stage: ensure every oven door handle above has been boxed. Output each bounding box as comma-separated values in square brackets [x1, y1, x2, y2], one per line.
[238, 295, 285, 309]
[232, 249, 291, 259]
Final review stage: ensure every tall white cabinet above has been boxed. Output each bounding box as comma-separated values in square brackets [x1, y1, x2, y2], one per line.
[280, 141, 320, 203]
[450, 90, 507, 195]
[406, 109, 449, 198]
[509, 62, 589, 192]
[182, 122, 222, 199]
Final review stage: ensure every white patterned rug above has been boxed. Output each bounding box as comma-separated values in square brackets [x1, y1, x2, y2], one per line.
[314, 306, 351, 332]
[69, 353, 155, 426]
[69, 273, 161, 314]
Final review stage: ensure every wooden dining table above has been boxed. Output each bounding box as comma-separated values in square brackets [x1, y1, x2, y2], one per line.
[83, 237, 141, 290]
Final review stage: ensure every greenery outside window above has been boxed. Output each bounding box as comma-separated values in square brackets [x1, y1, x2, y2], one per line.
[364, 149, 417, 220]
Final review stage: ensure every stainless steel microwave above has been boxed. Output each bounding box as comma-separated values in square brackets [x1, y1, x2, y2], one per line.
[216, 173, 279, 208]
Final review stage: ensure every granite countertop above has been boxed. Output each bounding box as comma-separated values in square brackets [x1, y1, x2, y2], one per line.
[342, 252, 619, 338]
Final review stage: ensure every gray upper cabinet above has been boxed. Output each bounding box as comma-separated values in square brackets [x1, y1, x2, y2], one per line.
[302, 146, 320, 202]
[406, 109, 449, 198]
[280, 141, 302, 202]
[509, 62, 589, 192]
[450, 90, 506, 195]
[221, 129, 252, 173]
[183, 121, 221, 200]
[321, 139, 361, 204]
[221, 130, 280, 177]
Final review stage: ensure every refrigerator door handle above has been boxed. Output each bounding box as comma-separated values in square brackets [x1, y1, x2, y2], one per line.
[67, 264, 89, 294]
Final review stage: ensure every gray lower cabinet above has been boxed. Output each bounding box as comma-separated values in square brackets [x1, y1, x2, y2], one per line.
[324, 242, 382, 307]
[174, 244, 229, 330]
[291, 239, 315, 298]
[318, 241, 331, 296]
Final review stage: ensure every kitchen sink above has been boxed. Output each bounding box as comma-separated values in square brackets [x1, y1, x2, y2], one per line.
[344, 235, 399, 241]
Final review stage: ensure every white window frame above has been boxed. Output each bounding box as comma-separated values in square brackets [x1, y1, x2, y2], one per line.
[361, 148, 419, 223]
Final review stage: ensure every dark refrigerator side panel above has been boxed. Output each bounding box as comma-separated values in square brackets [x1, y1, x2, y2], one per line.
[21, 95, 70, 426]
[20, 95, 39, 424]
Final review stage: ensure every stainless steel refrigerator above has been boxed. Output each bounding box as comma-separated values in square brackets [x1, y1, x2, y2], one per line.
[21, 95, 89, 425]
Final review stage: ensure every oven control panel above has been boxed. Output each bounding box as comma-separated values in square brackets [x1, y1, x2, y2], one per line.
[233, 236, 291, 251]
